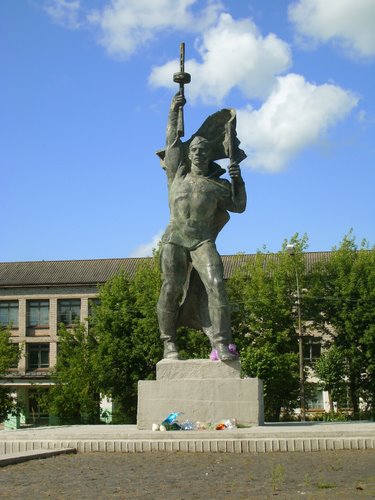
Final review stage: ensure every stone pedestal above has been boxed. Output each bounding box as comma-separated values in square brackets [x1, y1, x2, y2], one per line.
[137, 359, 264, 430]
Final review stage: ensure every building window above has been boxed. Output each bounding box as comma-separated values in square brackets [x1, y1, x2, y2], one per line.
[28, 389, 49, 425]
[27, 343, 49, 369]
[303, 337, 321, 362]
[306, 387, 324, 410]
[57, 299, 81, 325]
[27, 300, 49, 327]
[0, 300, 19, 328]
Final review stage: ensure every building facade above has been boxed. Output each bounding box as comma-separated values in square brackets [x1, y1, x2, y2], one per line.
[0, 258, 147, 427]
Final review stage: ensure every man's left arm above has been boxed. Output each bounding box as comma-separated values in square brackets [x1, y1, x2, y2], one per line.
[228, 163, 247, 213]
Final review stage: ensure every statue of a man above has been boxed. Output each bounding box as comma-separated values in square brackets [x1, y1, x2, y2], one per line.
[156, 92, 247, 361]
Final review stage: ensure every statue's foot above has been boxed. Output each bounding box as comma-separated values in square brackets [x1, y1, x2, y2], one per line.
[163, 341, 179, 360]
[216, 343, 238, 361]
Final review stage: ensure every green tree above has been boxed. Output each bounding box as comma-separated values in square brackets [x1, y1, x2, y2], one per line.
[309, 232, 375, 417]
[177, 327, 211, 360]
[90, 257, 163, 423]
[46, 322, 100, 424]
[0, 326, 21, 421]
[228, 235, 309, 421]
[314, 346, 348, 412]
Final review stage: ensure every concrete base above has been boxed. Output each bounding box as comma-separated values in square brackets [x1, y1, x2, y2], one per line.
[137, 359, 264, 430]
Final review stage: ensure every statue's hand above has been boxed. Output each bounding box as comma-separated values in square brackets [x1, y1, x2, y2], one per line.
[171, 93, 186, 111]
[228, 163, 243, 182]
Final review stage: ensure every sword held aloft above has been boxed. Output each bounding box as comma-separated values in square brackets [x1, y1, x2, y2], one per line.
[173, 42, 191, 137]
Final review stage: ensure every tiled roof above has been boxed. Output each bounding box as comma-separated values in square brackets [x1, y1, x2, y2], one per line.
[221, 251, 332, 277]
[0, 258, 148, 287]
[0, 252, 332, 288]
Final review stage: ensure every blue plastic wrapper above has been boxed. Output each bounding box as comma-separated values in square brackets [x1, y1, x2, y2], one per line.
[161, 411, 182, 425]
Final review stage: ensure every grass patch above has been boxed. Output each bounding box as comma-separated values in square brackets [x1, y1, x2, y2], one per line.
[315, 479, 336, 489]
[271, 464, 285, 492]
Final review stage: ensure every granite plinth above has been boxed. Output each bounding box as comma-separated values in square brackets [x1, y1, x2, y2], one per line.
[156, 358, 241, 379]
[137, 359, 264, 430]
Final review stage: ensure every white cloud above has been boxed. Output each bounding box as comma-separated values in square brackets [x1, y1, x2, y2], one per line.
[150, 12, 358, 171]
[88, 0, 223, 57]
[44, 0, 81, 29]
[150, 13, 292, 104]
[237, 73, 358, 172]
[129, 232, 163, 257]
[42, 2, 361, 174]
[288, 0, 375, 58]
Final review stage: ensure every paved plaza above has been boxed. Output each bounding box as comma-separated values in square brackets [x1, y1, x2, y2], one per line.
[1, 421, 374, 456]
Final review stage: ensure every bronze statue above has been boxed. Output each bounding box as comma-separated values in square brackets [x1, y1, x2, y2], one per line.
[156, 43, 247, 361]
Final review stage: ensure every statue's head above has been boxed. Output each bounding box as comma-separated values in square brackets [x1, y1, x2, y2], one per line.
[188, 136, 211, 175]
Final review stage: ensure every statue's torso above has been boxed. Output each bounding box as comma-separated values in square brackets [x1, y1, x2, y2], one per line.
[163, 172, 231, 249]
[170, 173, 227, 219]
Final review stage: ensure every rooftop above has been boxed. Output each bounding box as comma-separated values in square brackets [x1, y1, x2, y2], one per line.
[0, 252, 332, 288]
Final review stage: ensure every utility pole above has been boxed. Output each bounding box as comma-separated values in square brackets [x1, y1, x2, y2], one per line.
[287, 244, 305, 421]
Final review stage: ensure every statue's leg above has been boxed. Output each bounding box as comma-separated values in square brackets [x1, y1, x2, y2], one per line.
[157, 243, 188, 359]
[191, 242, 237, 361]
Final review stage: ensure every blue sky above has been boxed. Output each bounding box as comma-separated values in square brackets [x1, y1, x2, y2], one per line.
[1, 0, 374, 262]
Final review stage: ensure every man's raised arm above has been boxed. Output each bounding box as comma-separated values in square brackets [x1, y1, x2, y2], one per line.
[166, 93, 186, 148]
[164, 94, 186, 178]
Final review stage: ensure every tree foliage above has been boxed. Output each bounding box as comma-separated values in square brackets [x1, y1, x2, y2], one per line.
[314, 346, 348, 411]
[0, 326, 21, 421]
[309, 231, 375, 416]
[45, 322, 100, 424]
[228, 234, 309, 421]
[90, 259, 162, 423]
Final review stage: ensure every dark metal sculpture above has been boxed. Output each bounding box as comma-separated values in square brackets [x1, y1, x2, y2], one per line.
[156, 43, 247, 361]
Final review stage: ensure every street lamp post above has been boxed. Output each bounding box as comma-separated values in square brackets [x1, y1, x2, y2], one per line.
[286, 244, 306, 421]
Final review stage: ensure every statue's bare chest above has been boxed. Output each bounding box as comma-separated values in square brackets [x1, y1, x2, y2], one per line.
[169, 174, 228, 221]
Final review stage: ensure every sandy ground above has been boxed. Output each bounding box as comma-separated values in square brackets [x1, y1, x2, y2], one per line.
[1, 450, 375, 499]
